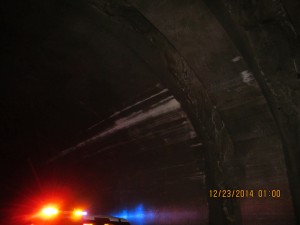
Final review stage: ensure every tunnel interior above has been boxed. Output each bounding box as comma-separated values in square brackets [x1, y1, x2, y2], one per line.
[1, 0, 300, 225]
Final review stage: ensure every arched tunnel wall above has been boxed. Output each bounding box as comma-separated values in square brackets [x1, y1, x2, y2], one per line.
[1, 0, 299, 225]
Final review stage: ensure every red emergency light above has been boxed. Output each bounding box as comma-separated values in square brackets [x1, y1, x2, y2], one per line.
[39, 206, 59, 219]
[35, 205, 87, 220]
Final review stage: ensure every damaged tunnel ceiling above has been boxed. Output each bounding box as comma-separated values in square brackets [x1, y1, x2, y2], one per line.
[1, 0, 300, 225]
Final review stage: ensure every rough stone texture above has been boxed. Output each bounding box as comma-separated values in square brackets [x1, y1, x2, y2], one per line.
[201, 0, 300, 223]
[86, 1, 242, 224]
[128, 0, 295, 224]
[1, 0, 298, 224]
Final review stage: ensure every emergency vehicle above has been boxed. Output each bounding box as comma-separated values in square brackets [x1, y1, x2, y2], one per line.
[27, 206, 130, 225]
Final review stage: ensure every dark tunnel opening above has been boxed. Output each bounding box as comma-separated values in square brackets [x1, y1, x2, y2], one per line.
[1, 0, 299, 225]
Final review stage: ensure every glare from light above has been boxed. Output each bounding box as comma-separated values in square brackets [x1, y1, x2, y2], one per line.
[73, 209, 88, 216]
[40, 206, 59, 219]
[69, 208, 88, 221]
[114, 204, 145, 220]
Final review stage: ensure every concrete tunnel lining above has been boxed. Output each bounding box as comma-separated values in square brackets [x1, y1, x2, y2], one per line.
[1, 0, 298, 224]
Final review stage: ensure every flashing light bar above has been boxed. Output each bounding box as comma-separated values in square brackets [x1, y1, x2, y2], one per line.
[37, 205, 88, 220]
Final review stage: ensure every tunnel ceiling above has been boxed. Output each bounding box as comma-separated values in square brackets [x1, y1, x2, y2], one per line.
[1, 0, 300, 225]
